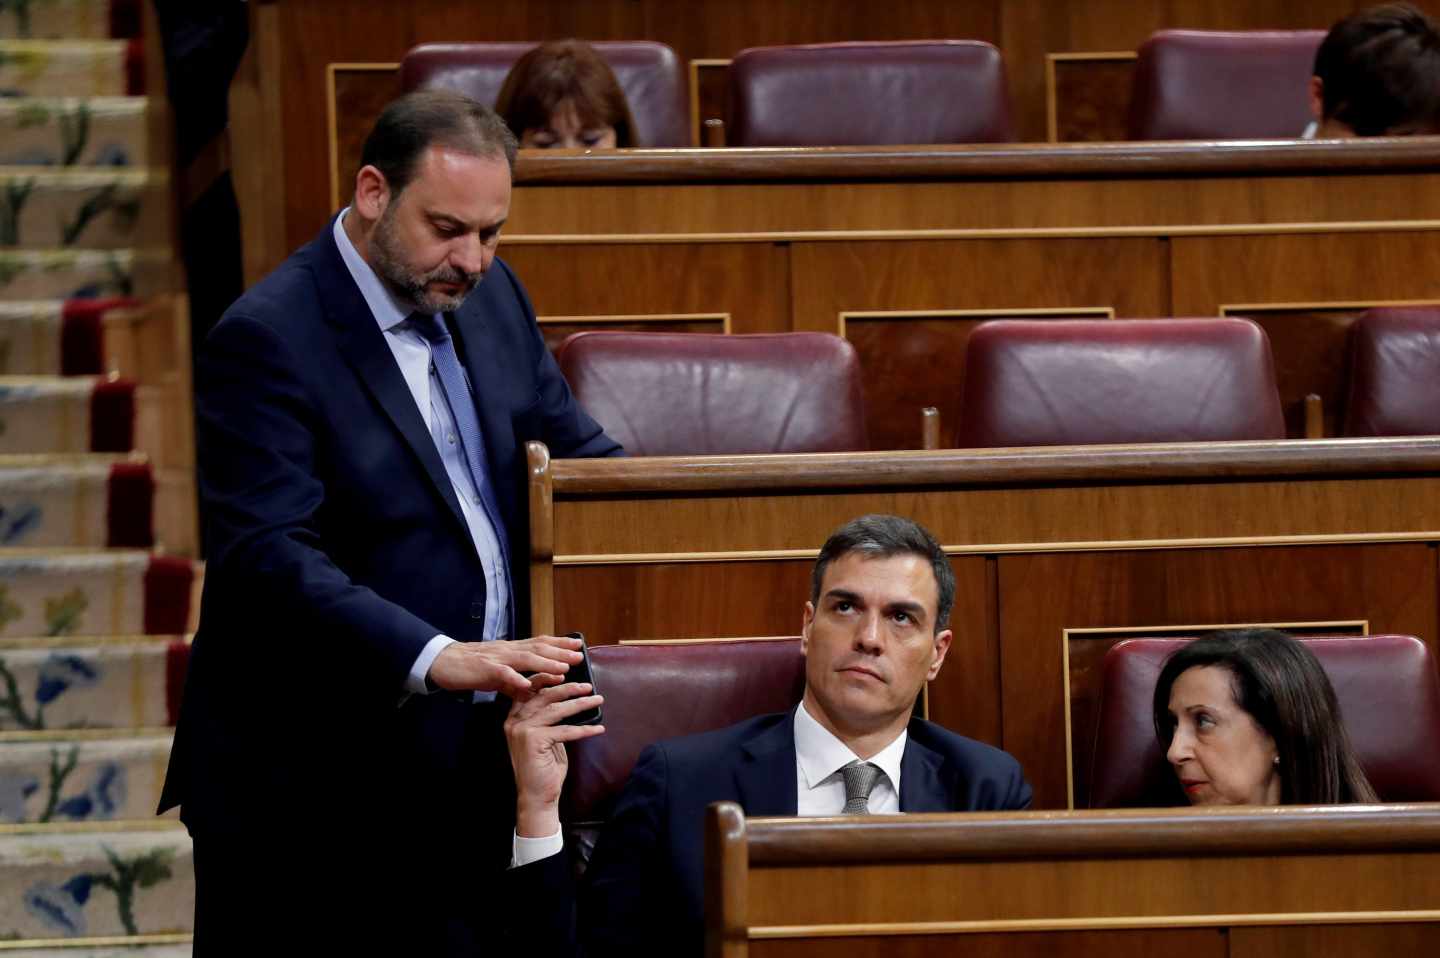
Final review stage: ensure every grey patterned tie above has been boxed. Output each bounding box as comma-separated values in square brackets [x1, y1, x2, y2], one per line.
[840, 760, 883, 814]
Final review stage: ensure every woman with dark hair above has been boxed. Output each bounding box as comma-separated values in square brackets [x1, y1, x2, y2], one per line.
[1153, 629, 1378, 805]
[495, 39, 638, 149]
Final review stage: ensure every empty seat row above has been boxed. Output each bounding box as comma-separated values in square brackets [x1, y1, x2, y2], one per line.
[555, 309, 1440, 455]
[400, 31, 1329, 147]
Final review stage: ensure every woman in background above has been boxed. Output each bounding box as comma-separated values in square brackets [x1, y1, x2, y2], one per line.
[1153, 629, 1377, 805]
[496, 39, 638, 149]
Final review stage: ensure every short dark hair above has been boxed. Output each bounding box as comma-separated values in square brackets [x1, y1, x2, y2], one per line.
[494, 39, 639, 147]
[810, 515, 955, 631]
[1152, 629, 1378, 804]
[1315, 3, 1440, 135]
[358, 90, 518, 197]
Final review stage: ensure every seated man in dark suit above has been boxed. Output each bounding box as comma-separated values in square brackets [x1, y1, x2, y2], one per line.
[506, 513, 1032, 956]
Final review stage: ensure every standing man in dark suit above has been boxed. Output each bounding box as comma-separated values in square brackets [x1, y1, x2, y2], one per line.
[506, 514, 1032, 956]
[160, 91, 622, 955]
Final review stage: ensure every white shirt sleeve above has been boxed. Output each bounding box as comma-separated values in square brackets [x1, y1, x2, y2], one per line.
[405, 634, 457, 694]
[511, 828, 565, 868]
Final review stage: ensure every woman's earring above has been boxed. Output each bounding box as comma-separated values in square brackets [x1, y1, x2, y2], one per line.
[1273, 754, 1281, 765]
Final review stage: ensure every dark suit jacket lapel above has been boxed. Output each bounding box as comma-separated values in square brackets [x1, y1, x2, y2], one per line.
[733, 714, 801, 816]
[309, 221, 472, 543]
[898, 733, 956, 813]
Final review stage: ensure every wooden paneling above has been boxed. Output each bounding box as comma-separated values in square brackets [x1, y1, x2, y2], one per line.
[498, 243, 791, 334]
[329, 65, 401, 211]
[791, 239, 1162, 448]
[998, 544, 1438, 809]
[1049, 54, 1136, 142]
[715, 805, 1440, 958]
[1171, 233, 1440, 318]
[1230, 924, 1440, 958]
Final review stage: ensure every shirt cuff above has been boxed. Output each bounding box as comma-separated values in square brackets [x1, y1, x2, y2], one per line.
[405, 634, 457, 694]
[511, 827, 564, 868]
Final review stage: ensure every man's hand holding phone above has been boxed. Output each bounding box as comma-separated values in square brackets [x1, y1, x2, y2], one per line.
[504, 632, 606, 839]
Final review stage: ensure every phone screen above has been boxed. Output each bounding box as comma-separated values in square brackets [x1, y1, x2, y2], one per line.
[561, 631, 603, 726]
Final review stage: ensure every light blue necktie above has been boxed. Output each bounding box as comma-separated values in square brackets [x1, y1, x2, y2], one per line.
[410, 312, 512, 600]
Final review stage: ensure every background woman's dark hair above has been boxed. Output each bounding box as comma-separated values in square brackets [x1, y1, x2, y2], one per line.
[1152, 629, 1378, 804]
[494, 40, 638, 147]
[1315, 3, 1440, 135]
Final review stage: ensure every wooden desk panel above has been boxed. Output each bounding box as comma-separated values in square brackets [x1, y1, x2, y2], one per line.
[709, 805, 1440, 958]
[531, 439, 1440, 809]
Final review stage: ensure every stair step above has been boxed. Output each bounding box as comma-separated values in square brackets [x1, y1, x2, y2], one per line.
[0, 299, 142, 377]
[0, 1, 138, 42]
[0, 553, 191, 639]
[0, 377, 133, 454]
[0, 732, 172, 824]
[0, 455, 152, 548]
[0, 641, 179, 731]
[0, 824, 192, 939]
[0, 251, 164, 302]
[0, 169, 164, 250]
[0, 41, 137, 99]
[0, 97, 147, 168]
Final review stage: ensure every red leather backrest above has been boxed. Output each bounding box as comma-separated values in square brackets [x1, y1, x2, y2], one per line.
[726, 40, 1012, 147]
[1090, 635, 1440, 807]
[556, 331, 869, 455]
[956, 318, 1286, 448]
[399, 41, 688, 147]
[562, 639, 806, 822]
[1342, 307, 1440, 437]
[1128, 29, 1326, 140]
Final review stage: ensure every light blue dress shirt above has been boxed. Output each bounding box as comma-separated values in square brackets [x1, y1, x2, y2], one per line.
[332, 210, 511, 696]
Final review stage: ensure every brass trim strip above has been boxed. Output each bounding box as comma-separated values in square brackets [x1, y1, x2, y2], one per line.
[1222, 298, 1440, 314]
[838, 306, 1114, 338]
[553, 532, 1440, 566]
[1047, 51, 1142, 63]
[749, 910, 1440, 938]
[539, 311, 732, 333]
[501, 220, 1440, 245]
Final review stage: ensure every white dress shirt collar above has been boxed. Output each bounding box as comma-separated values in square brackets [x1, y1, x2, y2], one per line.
[332, 208, 425, 332]
[793, 700, 907, 800]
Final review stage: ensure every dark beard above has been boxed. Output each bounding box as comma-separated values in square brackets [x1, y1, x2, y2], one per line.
[369, 208, 481, 313]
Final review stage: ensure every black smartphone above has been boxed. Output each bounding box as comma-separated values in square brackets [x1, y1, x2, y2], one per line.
[561, 631, 603, 726]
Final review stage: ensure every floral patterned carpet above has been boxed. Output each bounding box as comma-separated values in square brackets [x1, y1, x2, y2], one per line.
[0, 2, 195, 953]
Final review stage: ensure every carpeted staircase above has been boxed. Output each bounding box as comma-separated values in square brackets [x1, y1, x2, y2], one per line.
[0, 2, 197, 953]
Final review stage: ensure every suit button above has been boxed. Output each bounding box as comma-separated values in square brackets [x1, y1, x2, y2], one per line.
[470, 601, 485, 620]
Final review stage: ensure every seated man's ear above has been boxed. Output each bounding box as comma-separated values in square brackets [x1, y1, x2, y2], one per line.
[925, 628, 954, 683]
[800, 601, 815, 655]
[1309, 75, 1325, 120]
[353, 165, 392, 221]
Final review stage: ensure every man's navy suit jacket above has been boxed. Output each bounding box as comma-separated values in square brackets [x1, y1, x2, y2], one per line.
[160, 219, 621, 887]
[526, 709, 1032, 957]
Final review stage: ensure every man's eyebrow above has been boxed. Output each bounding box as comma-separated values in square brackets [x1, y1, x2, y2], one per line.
[427, 212, 507, 234]
[823, 588, 862, 604]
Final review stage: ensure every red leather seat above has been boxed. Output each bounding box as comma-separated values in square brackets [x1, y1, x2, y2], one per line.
[399, 41, 688, 148]
[1342, 307, 1440, 437]
[955, 319, 1286, 448]
[562, 638, 805, 869]
[1090, 635, 1440, 807]
[726, 40, 1012, 147]
[555, 331, 868, 455]
[1128, 29, 1326, 140]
